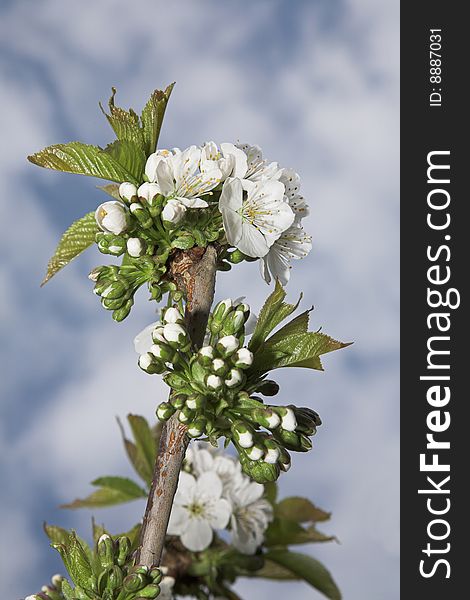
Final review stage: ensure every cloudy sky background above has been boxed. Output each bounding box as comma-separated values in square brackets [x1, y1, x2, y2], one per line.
[0, 0, 399, 598]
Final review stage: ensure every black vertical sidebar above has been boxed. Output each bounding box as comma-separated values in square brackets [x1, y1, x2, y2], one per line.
[401, 3, 466, 598]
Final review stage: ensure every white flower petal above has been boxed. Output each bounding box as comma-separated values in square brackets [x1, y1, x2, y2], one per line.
[156, 160, 175, 196]
[174, 471, 197, 504]
[167, 504, 189, 535]
[196, 471, 223, 500]
[237, 221, 270, 258]
[221, 142, 248, 178]
[181, 517, 213, 552]
[207, 498, 232, 529]
[133, 322, 160, 354]
[176, 196, 208, 208]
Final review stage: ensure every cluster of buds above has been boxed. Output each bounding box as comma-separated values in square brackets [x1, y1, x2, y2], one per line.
[25, 574, 65, 600]
[89, 253, 175, 321]
[139, 299, 322, 483]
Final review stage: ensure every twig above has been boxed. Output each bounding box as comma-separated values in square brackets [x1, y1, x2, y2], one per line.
[135, 245, 218, 567]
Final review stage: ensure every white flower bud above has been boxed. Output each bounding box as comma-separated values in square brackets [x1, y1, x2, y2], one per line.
[162, 199, 186, 224]
[138, 182, 160, 202]
[188, 424, 203, 437]
[152, 326, 166, 343]
[217, 335, 240, 356]
[95, 201, 129, 235]
[212, 358, 226, 372]
[264, 447, 280, 464]
[225, 368, 243, 388]
[25, 596, 38, 600]
[51, 575, 63, 587]
[207, 374, 223, 389]
[119, 182, 137, 201]
[145, 152, 167, 182]
[127, 237, 145, 257]
[234, 348, 253, 368]
[246, 445, 264, 460]
[266, 412, 281, 429]
[281, 408, 297, 432]
[98, 533, 111, 544]
[163, 307, 183, 324]
[138, 353, 153, 370]
[163, 323, 186, 343]
[199, 346, 214, 358]
[186, 397, 197, 409]
[238, 431, 254, 448]
[149, 344, 164, 359]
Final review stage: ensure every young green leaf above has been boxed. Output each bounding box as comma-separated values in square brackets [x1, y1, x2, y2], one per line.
[117, 416, 153, 486]
[141, 83, 175, 155]
[249, 280, 300, 352]
[265, 517, 336, 547]
[61, 476, 147, 509]
[41, 212, 98, 286]
[91, 518, 110, 545]
[97, 183, 121, 200]
[104, 140, 146, 182]
[100, 87, 145, 148]
[252, 331, 351, 373]
[127, 414, 158, 478]
[275, 496, 331, 523]
[28, 141, 139, 184]
[264, 481, 278, 505]
[52, 531, 94, 590]
[248, 558, 300, 580]
[265, 550, 342, 600]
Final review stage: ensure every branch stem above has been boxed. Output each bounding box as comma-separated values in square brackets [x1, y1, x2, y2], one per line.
[135, 245, 218, 567]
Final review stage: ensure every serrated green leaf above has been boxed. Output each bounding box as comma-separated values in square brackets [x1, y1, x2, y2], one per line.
[264, 310, 310, 345]
[249, 280, 300, 352]
[100, 87, 145, 148]
[104, 140, 146, 182]
[253, 331, 351, 374]
[97, 183, 121, 200]
[52, 531, 94, 589]
[61, 476, 146, 510]
[265, 550, 341, 599]
[28, 141, 139, 184]
[248, 558, 300, 580]
[264, 481, 278, 504]
[276, 497, 331, 523]
[265, 517, 336, 547]
[41, 212, 97, 286]
[43, 523, 70, 545]
[117, 417, 153, 486]
[141, 83, 175, 155]
[127, 414, 157, 478]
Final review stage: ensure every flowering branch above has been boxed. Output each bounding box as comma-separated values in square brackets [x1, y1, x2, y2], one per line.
[136, 245, 218, 567]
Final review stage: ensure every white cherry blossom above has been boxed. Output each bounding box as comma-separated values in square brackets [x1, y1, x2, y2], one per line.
[261, 223, 312, 285]
[167, 471, 231, 552]
[228, 477, 273, 554]
[219, 177, 294, 258]
[95, 201, 130, 235]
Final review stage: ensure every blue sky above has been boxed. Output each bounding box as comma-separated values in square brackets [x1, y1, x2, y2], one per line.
[0, 1, 399, 598]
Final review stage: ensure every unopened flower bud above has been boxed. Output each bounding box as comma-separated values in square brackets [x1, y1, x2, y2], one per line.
[246, 444, 264, 461]
[97, 534, 115, 569]
[162, 199, 186, 225]
[233, 348, 253, 368]
[199, 346, 214, 359]
[206, 374, 223, 390]
[186, 395, 205, 410]
[119, 182, 138, 202]
[225, 368, 243, 388]
[178, 405, 195, 423]
[149, 567, 163, 583]
[152, 326, 166, 343]
[117, 536, 131, 567]
[123, 572, 147, 593]
[136, 584, 161, 598]
[101, 280, 127, 300]
[217, 335, 239, 357]
[278, 447, 292, 472]
[127, 237, 146, 257]
[138, 182, 160, 203]
[239, 452, 280, 483]
[254, 407, 280, 430]
[187, 417, 207, 438]
[280, 407, 297, 432]
[163, 323, 187, 345]
[156, 402, 176, 421]
[170, 394, 187, 409]
[163, 307, 183, 324]
[130, 202, 153, 228]
[149, 343, 173, 362]
[263, 439, 281, 464]
[221, 310, 245, 335]
[212, 358, 226, 375]
[232, 421, 254, 448]
[212, 298, 233, 324]
[112, 298, 134, 322]
[256, 379, 280, 396]
[95, 201, 130, 235]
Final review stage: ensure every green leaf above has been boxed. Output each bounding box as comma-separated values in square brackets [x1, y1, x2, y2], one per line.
[263, 310, 310, 345]
[249, 558, 300, 580]
[60, 578, 75, 600]
[43, 523, 70, 545]
[265, 550, 341, 600]
[28, 141, 139, 184]
[97, 183, 121, 200]
[104, 140, 146, 182]
[52, 531, 94, 589]
[265, 517, 336, 547]
[127, 414, 157, 479]
[41, 212, 98, 286]
[91, 518, 109, 545]
[117, 417, 153, 486]
[141, 83, 175, 155]
[249, 280, 300, 353]
[100, 87, 144, 148]
[253, 331, 351, 374]
[276, 497, 331, 523]
[61, 476, 146, 509]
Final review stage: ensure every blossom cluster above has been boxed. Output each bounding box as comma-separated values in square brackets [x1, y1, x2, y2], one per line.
[90, 141, 311, 321]
[136, 300, 321, 483]
[167, 444, 273, 556]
